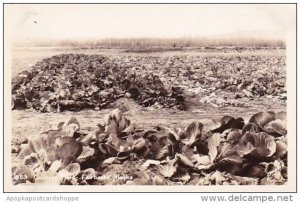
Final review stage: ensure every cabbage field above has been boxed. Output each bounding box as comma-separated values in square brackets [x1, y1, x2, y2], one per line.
[11, 47, 287, 186]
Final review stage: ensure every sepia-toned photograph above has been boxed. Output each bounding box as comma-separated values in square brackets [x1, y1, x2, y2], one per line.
[3, 3, 297, 192]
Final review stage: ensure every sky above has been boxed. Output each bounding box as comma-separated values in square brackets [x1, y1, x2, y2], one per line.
[5, 4, 295, 43]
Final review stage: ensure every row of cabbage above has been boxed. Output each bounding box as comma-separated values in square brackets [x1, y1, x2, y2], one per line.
[12, 54, 286, 112]
[12, 109, 287, 185]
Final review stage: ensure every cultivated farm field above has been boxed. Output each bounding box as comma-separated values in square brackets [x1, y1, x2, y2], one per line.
[10, 46, 287, 186]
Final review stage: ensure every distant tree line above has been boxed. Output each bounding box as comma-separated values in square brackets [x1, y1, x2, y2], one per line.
[16, 37, 285, 48]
